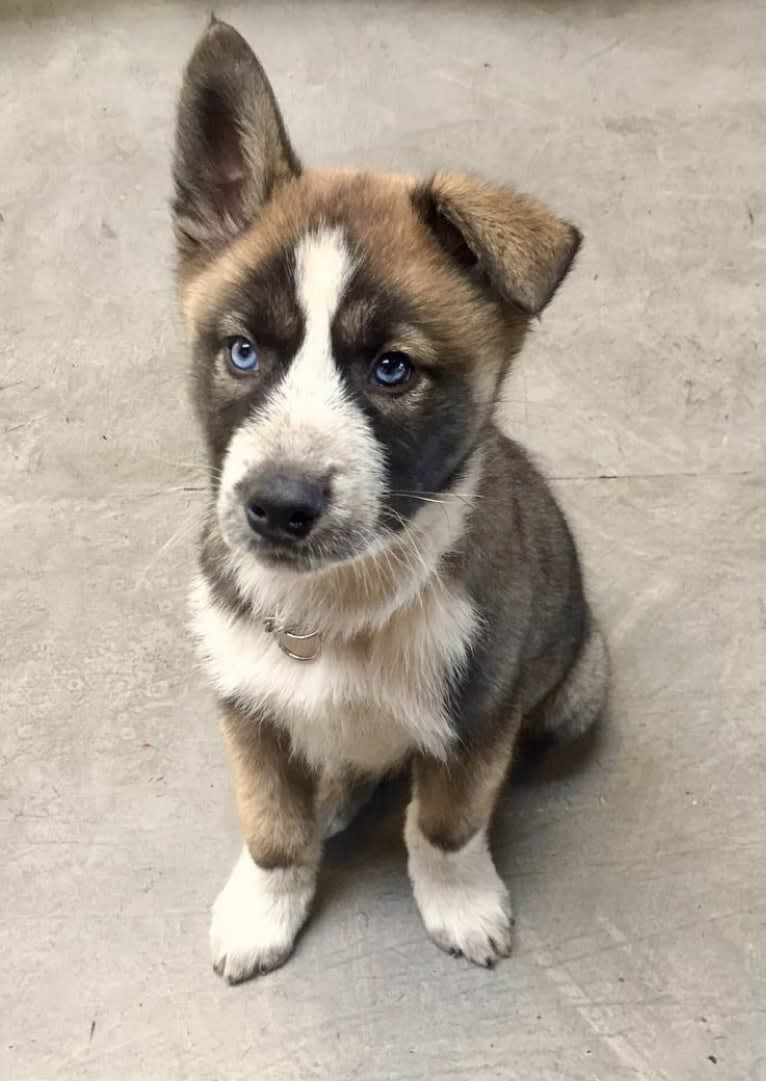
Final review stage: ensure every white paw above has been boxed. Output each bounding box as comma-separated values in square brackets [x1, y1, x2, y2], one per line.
[209, 847, 316, 984]
[405, 809, 513, 968]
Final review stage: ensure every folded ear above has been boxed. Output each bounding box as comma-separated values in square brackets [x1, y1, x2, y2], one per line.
[414, 174, 582, 315]
[172, 19, 300, 264]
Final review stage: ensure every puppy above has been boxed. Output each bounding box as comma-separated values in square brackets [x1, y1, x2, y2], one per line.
[172, 20, 608, 984]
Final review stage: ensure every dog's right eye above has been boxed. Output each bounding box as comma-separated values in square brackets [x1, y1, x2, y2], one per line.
[371, 351, 413, 389]
[227, 336, 259, 373]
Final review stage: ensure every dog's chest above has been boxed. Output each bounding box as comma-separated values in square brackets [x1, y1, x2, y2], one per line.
[192, 578, 477, 773]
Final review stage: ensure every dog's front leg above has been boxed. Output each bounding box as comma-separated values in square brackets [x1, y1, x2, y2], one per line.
[210, 703, 320, 984]
[405, 720, 517, 967]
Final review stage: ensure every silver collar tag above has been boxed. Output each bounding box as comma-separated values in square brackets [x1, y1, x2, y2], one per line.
[264, 618, 322, 662]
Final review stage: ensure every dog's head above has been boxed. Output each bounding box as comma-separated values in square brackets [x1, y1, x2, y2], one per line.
[173, 20, 581, 573]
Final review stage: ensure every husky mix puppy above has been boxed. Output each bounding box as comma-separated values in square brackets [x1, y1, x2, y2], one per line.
[172, 20, 608, 984]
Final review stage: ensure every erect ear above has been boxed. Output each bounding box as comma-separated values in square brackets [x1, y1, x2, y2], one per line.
[414, 174, 582, 315]
[172, 18, 300, 265]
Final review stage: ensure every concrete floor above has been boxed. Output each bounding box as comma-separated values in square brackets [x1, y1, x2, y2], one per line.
[1, 1, 764, 1078]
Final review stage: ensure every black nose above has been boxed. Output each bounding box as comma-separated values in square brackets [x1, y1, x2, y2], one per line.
[244, 472, 326, 542]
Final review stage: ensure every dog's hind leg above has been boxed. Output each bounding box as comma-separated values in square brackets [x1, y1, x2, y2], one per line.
[521, 618, 609, 752]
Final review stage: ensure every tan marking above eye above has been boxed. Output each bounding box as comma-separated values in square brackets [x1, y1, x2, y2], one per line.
[218, 312, 254, 337]
[385, 328, 437, 368]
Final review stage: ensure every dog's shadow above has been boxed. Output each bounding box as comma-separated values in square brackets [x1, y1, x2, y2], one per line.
[317, 715, 607, 910]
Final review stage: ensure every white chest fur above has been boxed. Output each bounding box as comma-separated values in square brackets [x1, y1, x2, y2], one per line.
[191, 573, 477, 773]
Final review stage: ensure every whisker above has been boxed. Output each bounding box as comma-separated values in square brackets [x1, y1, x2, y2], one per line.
[135, 512, 199, 588]
[387, 510, 433, 587]
[388, 490, 482, 504]
[393, 494, 449, 506]
[134, 484, 206, 500]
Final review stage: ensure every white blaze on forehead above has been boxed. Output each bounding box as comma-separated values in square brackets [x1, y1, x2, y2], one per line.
[296, 227, 353, 343]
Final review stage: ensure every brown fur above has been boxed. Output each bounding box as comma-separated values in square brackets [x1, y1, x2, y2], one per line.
[182, 169, 515, 354]
[420, 173, 582, 315]
[221, 704, 319, 870]
[413, 713, 520, 851]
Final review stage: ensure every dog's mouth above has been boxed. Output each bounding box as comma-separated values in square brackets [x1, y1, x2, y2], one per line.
[243, 535, 315, 570]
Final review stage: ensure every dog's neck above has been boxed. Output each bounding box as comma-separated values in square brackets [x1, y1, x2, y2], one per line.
[224, 451, 483, 642]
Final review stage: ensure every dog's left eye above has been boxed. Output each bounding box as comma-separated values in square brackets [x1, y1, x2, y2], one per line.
[371, 351, 413, 389]
[227, 336, 259, 372]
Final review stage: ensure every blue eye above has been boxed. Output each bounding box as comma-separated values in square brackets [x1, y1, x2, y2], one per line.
[228, 336, 259, 372]
[372, 351, 413, 388]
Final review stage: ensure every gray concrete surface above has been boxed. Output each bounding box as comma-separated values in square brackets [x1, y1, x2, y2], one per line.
[1, 2, 764, 1078]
